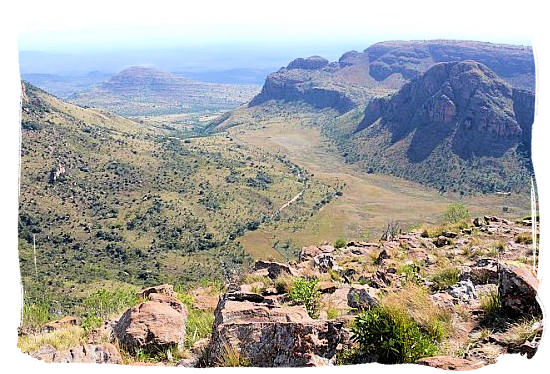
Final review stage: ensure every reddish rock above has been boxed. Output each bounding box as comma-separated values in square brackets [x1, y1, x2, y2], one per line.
[208, 291, 342, 366]
[32, 343, 122, 364]
[114, 287, 187, 352]
[43, 316, 78, 332]
[417, 356, 486, 370]
[299, 245, 322, 262]
[254, 260, 299, 279]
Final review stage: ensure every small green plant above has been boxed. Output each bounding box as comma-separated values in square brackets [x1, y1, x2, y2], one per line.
[334, 238, 346, 249]
[430, 267, 460, 291]
[21, 301, 53, 333]
[397, 263, 421, 284]
[480, 290, 502, 323]
[289, 277, 321, 318]
[218, 344, 251, 367]
[80, 314, 103, 332]
[443, 203, 470, 224]
[352, 306, 437, 364]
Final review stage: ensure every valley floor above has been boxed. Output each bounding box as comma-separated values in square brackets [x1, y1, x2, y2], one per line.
[227, 118, 531, 260]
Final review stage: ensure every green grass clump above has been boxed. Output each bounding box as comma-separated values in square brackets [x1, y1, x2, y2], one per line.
[515, 232, 534, 244]
[443, 202, 470, 224]
[18, 325, 87, 353]
[352, 306, 437, 364]
[185, 308, 215, 348]
[334, 238, 347, 249]
[21, 301, 53, 333]
[289, 277, 321, 318]
[430, 267, 460, 291]
[79, 288, 140, 332]
[480, 290, 502, 323]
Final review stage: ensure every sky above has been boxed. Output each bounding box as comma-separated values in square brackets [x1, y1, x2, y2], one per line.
[16, 0, 537, 76]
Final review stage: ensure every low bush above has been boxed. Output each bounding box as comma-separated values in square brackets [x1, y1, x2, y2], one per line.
[352, 306, 437, 364]
[289, 278, 321, 318]
[334, 238, 346, 249]
[443, 202, 470, 224]
[381, 283, 452, 342]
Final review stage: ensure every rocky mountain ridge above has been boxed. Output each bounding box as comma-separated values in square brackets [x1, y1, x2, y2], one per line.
[249, 40, 534, 113]
[348, 60, 534, 193]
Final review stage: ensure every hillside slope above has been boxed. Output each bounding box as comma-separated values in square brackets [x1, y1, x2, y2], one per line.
[19, 82, 338, 312]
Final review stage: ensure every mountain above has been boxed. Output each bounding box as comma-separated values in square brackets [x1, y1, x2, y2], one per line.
[21, 71, 112, 98]
[69, 66, 260, 116]
[19, 82, 337, 312]
[249, 40, 534, 113]
[347, 61, 534, 194]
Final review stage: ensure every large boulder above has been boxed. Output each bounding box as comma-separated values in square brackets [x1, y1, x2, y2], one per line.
[208, 291, 342, 366]
[114, 286, 187, 352]
[32, 343, 121, 364]
[498, 263, 541, 317]
[347, 286, 379, 310]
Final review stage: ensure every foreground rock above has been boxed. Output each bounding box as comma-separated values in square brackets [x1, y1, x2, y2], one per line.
[417, 356, 486, 371]
[208, 291, 342, 366]
[114, 285, 187, 353]
[498, 263, 541, 317]
[32, 343, 121, 364]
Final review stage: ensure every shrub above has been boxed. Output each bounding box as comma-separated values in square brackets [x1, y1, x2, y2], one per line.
[81, 314, 103, 332]
[443, 203, 470, 224]
[352, 306, 437, 364]
[334, 238, 346, 249]
[430, 267, 460, 291]
[289, 278, 321, 318]
[397, 263, 421, 284]
[381, 283, 452, 342]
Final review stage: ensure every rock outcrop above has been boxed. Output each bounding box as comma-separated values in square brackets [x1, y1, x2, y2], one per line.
[352, 60, 535, 194]
[498, 263, 541, 317]
[114, 286, 187, 353]
[208, 291, 342, 366]
[32, 343, 122, 364]
[248, 40, 534, 114]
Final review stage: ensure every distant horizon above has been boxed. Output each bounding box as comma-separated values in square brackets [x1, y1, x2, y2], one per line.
[18, 37, 533, 78]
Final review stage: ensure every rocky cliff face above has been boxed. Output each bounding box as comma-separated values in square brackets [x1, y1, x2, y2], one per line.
[349, 61, 535, 193]
[364, 40, 535, 91]
[248, 40, 534, 113]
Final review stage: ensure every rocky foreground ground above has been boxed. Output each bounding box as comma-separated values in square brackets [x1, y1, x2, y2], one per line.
[22, 215, 542, 369]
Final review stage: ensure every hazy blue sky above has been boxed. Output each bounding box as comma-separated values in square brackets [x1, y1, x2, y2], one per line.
[17, 0, 534, 76]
